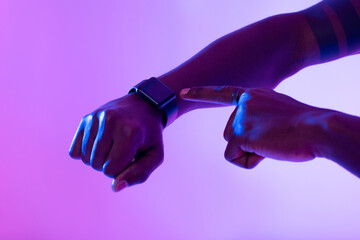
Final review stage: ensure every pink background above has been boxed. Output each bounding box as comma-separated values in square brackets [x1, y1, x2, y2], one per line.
[1, 0, 360, 239]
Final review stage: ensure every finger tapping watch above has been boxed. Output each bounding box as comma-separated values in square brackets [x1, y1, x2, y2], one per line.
[129, 77, 178, 127]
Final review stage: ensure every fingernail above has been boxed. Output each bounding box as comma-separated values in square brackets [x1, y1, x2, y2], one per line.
[180, 88, 190, 96]
[112, 180, 128, 192]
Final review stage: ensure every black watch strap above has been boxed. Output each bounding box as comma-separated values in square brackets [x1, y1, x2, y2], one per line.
[129, 77, 178, 127]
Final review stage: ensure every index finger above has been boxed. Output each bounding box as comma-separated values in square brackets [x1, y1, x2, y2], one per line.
[69, 118, 86, 159]
[180, 86, 245, 105]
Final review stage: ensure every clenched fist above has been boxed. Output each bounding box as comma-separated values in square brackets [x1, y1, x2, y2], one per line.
[69, 93, 165, 192]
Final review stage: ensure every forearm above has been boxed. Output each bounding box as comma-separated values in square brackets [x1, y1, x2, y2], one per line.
[158, 12, 313, 117]
[315, 111, 360, 177]
[158, 0, 360, 118]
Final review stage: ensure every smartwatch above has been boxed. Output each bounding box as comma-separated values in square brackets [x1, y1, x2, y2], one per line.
[129, 77, 178, 127]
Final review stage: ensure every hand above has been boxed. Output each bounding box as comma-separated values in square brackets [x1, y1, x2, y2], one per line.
[69, 93, 165, 192]
[181, 86, 324, 168]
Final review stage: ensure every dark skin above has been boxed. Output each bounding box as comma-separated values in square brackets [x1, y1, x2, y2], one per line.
[181, 86, 360, 177]
[69, 0, 360, 192]
[69, 93, 164, 190]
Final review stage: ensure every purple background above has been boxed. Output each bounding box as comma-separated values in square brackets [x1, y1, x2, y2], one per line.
[1, 0, 360, 239]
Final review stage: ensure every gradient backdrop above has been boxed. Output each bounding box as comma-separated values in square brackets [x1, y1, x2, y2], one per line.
[1, 0, 360, 239]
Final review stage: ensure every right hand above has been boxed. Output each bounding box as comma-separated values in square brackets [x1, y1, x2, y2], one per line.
[69, 93, 165, 192]
[181, 86, 321, 168]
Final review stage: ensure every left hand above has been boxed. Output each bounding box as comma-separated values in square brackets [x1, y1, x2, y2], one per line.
[180, 86, 323, 169]
[69, 93, 165, 192]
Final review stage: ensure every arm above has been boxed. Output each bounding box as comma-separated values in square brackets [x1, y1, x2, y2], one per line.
[181, 87, 360, 178]
[70, 0, 360, 191]
[159, 0, 360, 117]
[318, 111, 360, 177]
[158, 12, 313, 117]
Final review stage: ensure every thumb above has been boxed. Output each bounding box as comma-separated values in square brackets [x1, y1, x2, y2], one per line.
[112, 144, 164, 192]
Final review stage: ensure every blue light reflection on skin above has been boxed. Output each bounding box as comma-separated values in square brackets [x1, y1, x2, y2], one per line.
[232, 92, 250, 136]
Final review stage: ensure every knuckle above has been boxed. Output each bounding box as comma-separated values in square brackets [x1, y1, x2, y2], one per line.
[246, 88, 260, 95]
[83, 114, 94, 122]
[96, 110, 106, 121]
[120, 124, 140, 139]
[105, 109, 117, 118]
[243, 89, 263, 102]
[238, 91, 257, 114]
[117, 118, 143, 139]
[101, 109, 117, 124]
[83, 113, 100, 129]
[239, 91, 252, 104]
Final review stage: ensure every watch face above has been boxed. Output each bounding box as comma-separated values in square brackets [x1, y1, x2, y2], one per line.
[138, 78, 175, 109]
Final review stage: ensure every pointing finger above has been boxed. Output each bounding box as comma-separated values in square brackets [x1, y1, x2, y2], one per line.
[180, 86, 245, 105]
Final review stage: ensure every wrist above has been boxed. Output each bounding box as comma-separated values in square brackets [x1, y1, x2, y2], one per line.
[130, 77, 178, 127]
[157, 74, 209, 117]
[159, 73, 235, 119]
[127, 93, 165, 129]
[314, 110, 358, 161]
[296, 108, 337, 159]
